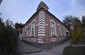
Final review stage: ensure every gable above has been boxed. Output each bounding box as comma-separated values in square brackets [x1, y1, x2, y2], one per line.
[23, 7, 68, 30]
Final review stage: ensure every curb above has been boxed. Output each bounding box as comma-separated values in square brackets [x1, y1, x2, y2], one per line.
[16, 50, 42, 54]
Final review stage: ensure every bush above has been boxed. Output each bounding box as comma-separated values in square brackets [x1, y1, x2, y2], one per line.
[63, 46, 85, 55]
[0, 19, 17, 55]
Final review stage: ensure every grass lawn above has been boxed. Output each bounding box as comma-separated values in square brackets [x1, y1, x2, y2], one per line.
[63, 46, 85, 55]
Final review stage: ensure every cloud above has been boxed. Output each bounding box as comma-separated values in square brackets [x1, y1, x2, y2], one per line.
[60, 0, 85, 18]
[1, 0, 85, 23]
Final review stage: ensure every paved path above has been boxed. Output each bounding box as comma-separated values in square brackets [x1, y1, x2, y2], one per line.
[18, 39, 71, 55]
[45, 39, 71, 55]
[17, 39, 41, 54]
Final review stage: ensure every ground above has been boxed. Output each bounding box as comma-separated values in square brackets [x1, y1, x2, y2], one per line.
[17, 39, 71, 55]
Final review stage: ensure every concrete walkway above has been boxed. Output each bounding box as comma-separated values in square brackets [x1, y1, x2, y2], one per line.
[45, 39, 71, 55]
[17, 39, 71, 55]
[17, 39, 42, 54]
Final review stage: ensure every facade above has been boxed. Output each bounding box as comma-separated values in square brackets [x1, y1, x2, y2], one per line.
[19, 1, 69, 43]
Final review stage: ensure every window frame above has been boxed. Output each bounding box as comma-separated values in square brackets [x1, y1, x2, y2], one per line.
[31, 19, 36, 37]
[50, 19, 57, 37]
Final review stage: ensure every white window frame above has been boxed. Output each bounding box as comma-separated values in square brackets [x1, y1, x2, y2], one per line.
[58, 24, 62, 36]
[30, 19, 36, 37]
[25, 26, 28, 37]
[23, 27, 26, 37]
[27, 24, 30, 37]
[50, 19, 57, 37]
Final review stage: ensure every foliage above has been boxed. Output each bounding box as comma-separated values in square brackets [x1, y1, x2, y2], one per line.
[63, 16, 74, 35]
[82, 15, 85, 30]
[63, 16, 83, 43]
[63, 16, 72, 31]
[15, 23, 24, 29]
[0, 18, 17, 55]
[76, 36, 85, 45]
[71, 17, 83, 43]
[0, 0, 2, 4]
[63, 46, 85, 55]
[15, 23, 24, 36]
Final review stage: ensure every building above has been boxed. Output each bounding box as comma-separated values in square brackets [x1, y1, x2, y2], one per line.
[19, 1, 69, 43]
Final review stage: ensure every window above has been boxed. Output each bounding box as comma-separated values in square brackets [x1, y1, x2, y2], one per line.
[58, 25, 60, 35]
[27, 24, 30, 37]
[58, 24, 62, 36]
[31, 20, 36, 37]
[51, 21, 55, 35]
[25, 26, 28, 37]
[50, 20, 56, 37]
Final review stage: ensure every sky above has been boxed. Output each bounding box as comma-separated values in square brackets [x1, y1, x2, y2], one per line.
[0, 0, 85, 24]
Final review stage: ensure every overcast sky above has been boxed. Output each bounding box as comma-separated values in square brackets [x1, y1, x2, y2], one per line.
[0, 0, 85, 24]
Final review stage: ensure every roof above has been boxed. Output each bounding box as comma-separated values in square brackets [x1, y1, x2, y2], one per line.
[23, 1, 68, 30]
[24, 7, 66, 28]
[37, 1, 49, 11]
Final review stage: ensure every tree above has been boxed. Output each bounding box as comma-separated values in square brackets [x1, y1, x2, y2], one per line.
[0, 18, 6, 55]
[71, 17, 83, 43]
[63, 16, 74, 36]
[5, 20, 17, 55]
[15, 23, 24, 36]
[0, 18, 17, 55]
[0, 0, 2, 4]
[63, 16, 83, 43]
[15, 23, 24, 29]
[82, 15, 85, 31]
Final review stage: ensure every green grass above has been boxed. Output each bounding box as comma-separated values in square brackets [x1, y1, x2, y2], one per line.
[63, 46, 85, 55]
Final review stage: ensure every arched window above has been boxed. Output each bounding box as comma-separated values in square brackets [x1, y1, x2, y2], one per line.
[27, 24, 30, 37]
[31, 20, 36, 37]
[50, 20, 56, 37]
[58, 24, 62, 36]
